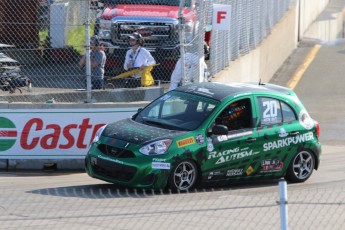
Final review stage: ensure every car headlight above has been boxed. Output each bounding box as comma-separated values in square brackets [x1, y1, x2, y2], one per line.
[139, 139, 172, 155]
[92, 125, 107, 143]
[98, 19, 112, 40]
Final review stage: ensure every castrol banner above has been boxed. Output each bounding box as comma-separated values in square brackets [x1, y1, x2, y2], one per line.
[0, 108, 138, 159]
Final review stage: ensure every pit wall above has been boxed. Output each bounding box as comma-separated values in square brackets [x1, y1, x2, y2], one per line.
[213, 0, 334, 84]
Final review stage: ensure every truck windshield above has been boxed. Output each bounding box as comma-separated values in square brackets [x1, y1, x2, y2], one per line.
[113, 0, 191, 7]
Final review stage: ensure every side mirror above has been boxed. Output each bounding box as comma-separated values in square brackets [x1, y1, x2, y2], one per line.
[132, 108, 143, 119]
[212, 125, 228, 135]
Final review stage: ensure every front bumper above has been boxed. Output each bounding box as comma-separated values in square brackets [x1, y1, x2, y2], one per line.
[85, 147, 171, 190]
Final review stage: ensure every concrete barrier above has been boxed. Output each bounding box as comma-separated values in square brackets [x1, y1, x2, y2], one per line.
[212, 0, 345, 84]
[303, 0, 345, 42]
[212, 6, 299, 84]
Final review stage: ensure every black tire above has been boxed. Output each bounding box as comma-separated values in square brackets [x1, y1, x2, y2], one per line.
[284, 150, 315, 183]
[168, 159, 198, 191]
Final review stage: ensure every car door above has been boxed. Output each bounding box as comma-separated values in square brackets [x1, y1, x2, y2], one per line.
[253, 96, 309, 179]
[201, 96, 262, 183]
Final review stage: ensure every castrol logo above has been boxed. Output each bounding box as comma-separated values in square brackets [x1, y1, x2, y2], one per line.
[0, 117, 105, 151]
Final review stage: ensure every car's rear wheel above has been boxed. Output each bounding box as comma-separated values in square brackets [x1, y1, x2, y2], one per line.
[168, 159, 198, 191]
[285, 150, 315, 183]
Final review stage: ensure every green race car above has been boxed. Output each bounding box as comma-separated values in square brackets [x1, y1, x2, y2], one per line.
[85, 82, 321, 191]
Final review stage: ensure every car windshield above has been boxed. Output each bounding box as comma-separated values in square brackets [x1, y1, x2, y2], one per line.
[134, 91, 219, 131]
[112, 0, 192, 7]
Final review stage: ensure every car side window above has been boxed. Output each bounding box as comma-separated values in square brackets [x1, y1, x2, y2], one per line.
[281, 101, 297, 122]
[258, 97, 297, 125]
[215, 98, 252, 131]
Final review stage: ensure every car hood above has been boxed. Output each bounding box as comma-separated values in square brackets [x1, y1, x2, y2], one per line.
[103, 118, 186, 145]
[101, 5, 192, 20]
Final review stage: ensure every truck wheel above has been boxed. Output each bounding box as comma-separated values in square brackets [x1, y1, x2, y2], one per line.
[284, 150, 315, 183]
[168, 159, 198, 191]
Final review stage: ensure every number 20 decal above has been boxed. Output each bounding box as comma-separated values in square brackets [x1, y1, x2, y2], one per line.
[263, 101, 278, 118]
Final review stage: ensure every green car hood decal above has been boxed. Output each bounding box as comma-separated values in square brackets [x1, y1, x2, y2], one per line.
[103, 118, 186, 144]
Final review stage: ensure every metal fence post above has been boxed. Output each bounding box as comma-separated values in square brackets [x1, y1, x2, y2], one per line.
[178, 0, 186, 86]
[85, 0, 92, 102]
[279, 179, 288, 230]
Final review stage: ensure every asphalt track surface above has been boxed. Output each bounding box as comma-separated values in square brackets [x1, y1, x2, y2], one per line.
[1, 39, 345, 229]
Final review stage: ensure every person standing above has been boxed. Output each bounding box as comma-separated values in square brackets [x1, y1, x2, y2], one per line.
[168, 53, 208, 91]
[79, 35, 106, 89]
[123, 32, 156, 87]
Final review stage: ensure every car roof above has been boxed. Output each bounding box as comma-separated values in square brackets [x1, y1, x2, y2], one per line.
[174, 82, 296, 101]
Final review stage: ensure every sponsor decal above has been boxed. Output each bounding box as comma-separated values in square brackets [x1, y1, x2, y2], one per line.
[208, 147, 259, 165]
[299, 110, 314, 130]
[186, 86, 215, 97]
[246, 166, 254, 175]
[263, 132, 314, 151]
[228, 131, 253, 139]
[152, 162, 170, 170]
[261, 159, 283, 172]
[226, 169, 243, 177]
[197, 88, 214, 96]
[207, 137, 214, 151]
[279, 128, 288, 137]
[152, 158, 166, 162]
[217, 135, 228, 142]
[196, 134, 205, 145]
[208, 171, 223, 179]
[216, 131, 253, 143]
[177, 137, 195, 148]
[234, 92, 251, 98]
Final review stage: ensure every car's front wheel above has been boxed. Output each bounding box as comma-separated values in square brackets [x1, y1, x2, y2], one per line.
[285, 150, 315, 183]
[168, 159, 198, 191]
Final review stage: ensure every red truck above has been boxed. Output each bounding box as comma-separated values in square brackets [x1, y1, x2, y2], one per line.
[93, 0, 210, 81]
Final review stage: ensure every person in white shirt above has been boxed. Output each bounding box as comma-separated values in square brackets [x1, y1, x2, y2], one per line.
[168, 53, 208, 91]
[123, 32, 156, 87]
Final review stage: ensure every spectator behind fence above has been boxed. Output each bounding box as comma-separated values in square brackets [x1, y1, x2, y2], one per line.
[79, 35, 106, 89]
[168, 53, 209, 91]
[123, 32, 156, 88]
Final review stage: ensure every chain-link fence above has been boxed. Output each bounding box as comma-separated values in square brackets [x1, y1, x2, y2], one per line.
[207, 0, 291, 76]
[0, 180, 344, 229]
[0, 0, 290, 103]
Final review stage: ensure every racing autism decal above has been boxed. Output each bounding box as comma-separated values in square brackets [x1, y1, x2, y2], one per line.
[208, 147, 259, 165]
[0, 117, 17, 151]
[177, 136, 195, 148]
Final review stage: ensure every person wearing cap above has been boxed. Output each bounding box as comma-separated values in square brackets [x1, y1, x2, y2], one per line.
[123, 32, 156, 87]
[79, 35, 106, 89]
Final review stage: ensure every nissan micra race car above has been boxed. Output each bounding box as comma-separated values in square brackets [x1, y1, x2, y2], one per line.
[85, 82, 321, 191]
